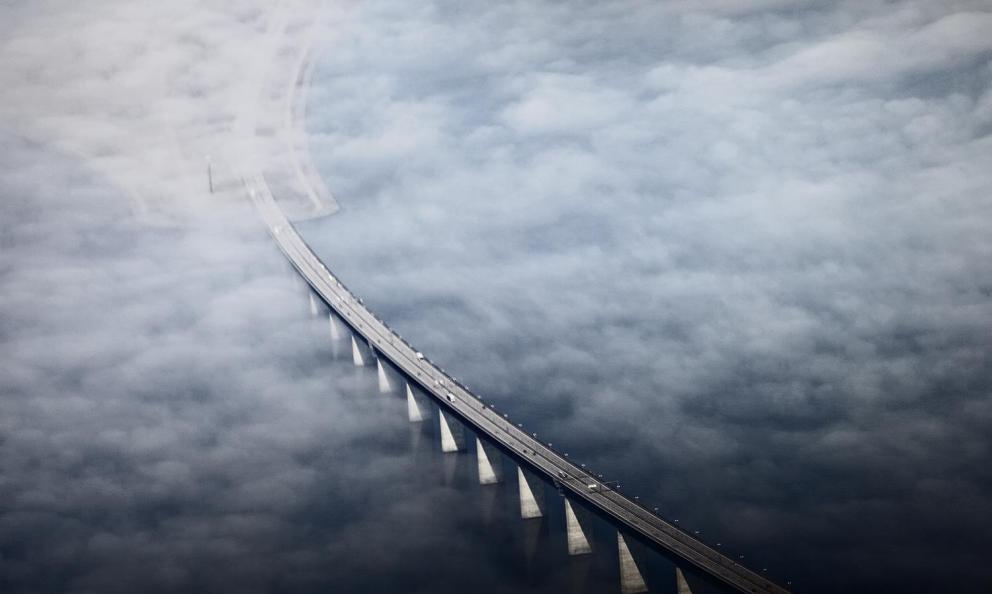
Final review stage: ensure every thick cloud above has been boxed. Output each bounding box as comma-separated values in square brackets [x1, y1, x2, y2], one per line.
[0, 2, 547, 594]
[2, 0, 991, 593]
[0, 133, 584, 594]
[302, 1, 992, 592]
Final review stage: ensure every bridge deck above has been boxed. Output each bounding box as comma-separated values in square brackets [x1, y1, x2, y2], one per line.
[247, 174, 791, 594]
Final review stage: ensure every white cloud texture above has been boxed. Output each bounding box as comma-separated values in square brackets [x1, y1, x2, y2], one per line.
[1, 0, 991, 593]
[302, 1, 992, 592]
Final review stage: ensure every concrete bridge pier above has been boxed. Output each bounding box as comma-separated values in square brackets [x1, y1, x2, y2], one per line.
[376, 358, 393, 393]
[618, 532, 649, 593]
[405, 382, 426, 422]
[476, 438, 502, 485]
[517, 467, 545, 519]
[350, 335, 369, 366]
[676, 567, 693, 594]
[438, 409, 465, 453]
[327, 313, 344, 360]
[308, 291, 319, 317]
[328, 312, 343, 341]
[564, 499, 592, 555]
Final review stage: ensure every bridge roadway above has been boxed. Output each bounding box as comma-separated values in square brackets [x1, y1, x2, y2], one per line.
[246, 174, 791, 594]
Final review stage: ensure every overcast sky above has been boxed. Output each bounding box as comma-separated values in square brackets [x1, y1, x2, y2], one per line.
[2, 1, 991, 593]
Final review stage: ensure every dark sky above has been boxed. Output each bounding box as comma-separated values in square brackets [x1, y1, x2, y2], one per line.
[2, 1, 992, 593]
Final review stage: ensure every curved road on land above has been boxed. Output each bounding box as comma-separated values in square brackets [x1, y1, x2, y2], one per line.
[246, 174, 791, 594]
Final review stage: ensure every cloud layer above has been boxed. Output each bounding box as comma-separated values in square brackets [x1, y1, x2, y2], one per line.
[1, 0, 991, 592]
[1, 133, 607, 594]
[0, 2, 567, 593]
[304, 1, 992, 591]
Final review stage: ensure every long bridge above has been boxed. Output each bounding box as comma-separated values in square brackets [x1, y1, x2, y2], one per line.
[245, 173, 792, 594]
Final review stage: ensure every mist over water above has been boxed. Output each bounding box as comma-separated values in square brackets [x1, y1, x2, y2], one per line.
[0, 135, 624, 594]
[1, 1, 991, 593]
[302, 1, 992, 593]
[1, 134, 690, 594]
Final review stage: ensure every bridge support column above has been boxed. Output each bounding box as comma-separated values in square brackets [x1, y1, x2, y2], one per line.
[618, 533, 648, 593]
[564, 499, 592, 555]
[308, 292, 319, 317]
[438, 410, 464, 453]
[376, 359, 392, 393]
[476, 438, 502, 485]
[517, 467, 544, 519]
[328, 312, 343, 341]
[676, 567, 693, 594]
[406, 382, 425, 422]
[351, 336, 365, 366]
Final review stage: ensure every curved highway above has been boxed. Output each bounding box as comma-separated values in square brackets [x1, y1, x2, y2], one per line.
[246, 173, 791, 594]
